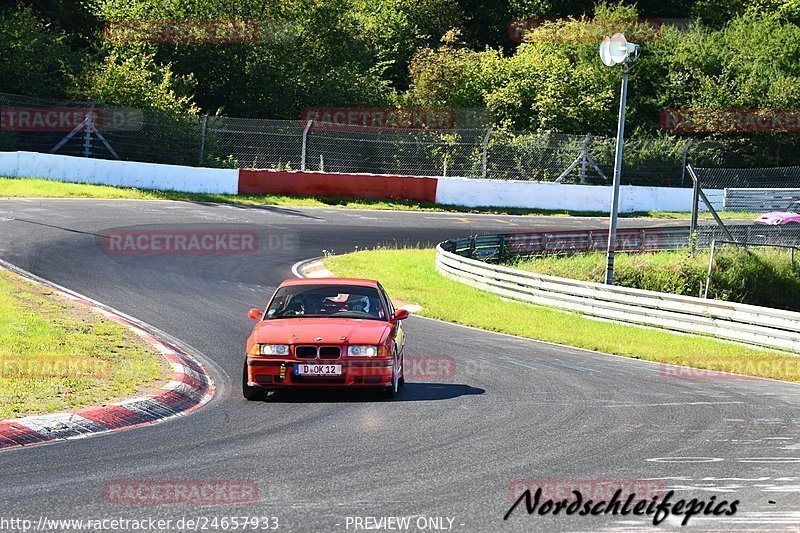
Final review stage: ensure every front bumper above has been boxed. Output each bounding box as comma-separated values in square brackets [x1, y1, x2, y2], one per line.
[246, 357, 393, 388]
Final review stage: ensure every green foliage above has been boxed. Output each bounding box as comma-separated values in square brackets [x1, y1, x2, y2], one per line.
[0, 6, 78, 98]
[4, 0, 800, 173]
[69, 53, 199, 115]
[512, 247, 800, 311]
[351, 0, 463, 88]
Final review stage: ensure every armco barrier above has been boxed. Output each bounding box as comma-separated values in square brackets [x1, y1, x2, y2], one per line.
[436, 238, 800, 352]
[445, 228, 690, 261]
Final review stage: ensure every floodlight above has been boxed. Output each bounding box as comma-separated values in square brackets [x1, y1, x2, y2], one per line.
[598, 34, 641, 285]
[599, 33, 639, 66]
[599, 37, 614, 67]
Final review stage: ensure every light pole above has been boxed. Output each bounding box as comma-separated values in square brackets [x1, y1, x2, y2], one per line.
[599, 33, 639, 285]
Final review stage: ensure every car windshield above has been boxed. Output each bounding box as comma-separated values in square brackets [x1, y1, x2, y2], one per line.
[265, 284, 387, 321]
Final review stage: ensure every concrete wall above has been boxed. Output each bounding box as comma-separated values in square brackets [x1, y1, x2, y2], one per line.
[0, 151, 720, 212]
[435, 176, 708, 213]
[239, 168, 438, 202]
[2, 151, 238, 194]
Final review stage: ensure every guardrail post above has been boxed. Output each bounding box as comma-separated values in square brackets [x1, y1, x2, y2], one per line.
[300, 119, 312, 171]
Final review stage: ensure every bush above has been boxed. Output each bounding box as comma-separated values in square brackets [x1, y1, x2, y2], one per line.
[0, 6, 78, 98]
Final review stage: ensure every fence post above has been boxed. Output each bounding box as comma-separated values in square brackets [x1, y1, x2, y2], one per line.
[680, 138, 693, 187]
[481, 126, 492, 178]
[301, 119, 312, 171]
[83, 101, 95, 158]
[704, 239, 718, 298]
[580, 134, 591, 184]
[198, 114, 208, 165]
[688, 163, 700, 251]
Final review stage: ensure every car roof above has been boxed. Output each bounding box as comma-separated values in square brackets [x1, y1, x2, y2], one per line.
[278, 277, 379, 288]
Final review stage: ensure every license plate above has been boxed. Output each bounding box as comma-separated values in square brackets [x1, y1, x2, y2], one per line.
[294, 364, 342, 376]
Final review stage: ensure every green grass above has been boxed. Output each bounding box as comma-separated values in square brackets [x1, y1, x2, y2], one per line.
[0, 175, 740, 219]
[0, 269, 169, 419]
[325, 248, 800, 382]
[644, 210, 759, 220]
[509, 247, 800, 312]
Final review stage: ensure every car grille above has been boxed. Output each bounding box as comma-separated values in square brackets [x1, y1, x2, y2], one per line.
[319, 346, 341, 360]
[294, 345, 341, 360]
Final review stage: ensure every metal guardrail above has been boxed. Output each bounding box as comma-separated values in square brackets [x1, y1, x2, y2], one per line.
[443, 225, 800, 263]
[436, 236, 800, 352]
[440, 227, 691, 263]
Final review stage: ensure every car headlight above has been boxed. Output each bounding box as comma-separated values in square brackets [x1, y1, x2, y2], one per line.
[773, 218, 783, 225]
[348, 345, 378, 357]
[259, 344, 289, 356]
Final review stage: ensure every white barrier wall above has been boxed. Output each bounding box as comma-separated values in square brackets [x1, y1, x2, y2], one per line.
[435, 176, 721, 213]
[0, 151, 725, 213]
[1, 151, 239, 194]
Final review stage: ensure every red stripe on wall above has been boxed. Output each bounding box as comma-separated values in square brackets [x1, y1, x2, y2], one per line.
[238, 170, 438, 203]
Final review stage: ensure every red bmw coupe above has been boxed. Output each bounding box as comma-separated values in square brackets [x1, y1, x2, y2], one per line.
[243, 278, 408, 400]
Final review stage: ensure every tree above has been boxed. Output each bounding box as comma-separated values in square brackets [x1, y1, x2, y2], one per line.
[0, 6, 78, 98]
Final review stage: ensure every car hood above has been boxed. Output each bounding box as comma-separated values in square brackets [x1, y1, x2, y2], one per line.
[253, 318, 391, 345]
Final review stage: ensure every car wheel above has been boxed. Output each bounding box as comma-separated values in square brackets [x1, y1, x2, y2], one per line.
[242, 362, 267, 401]
[383, 353, 399, 399]
[398, 352, 405, 387]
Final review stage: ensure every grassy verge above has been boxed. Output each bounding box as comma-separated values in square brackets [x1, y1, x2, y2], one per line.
[508, 247, 800, 312]
[325, 248, 800, 382]
[0, 176, 748, 219]
[0, 269, 169, 419]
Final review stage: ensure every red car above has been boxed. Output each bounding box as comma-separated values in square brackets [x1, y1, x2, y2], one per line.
[243, 278, 408, 400]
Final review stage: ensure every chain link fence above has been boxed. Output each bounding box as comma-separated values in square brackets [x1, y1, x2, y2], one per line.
[3, 92, 800, 189]
[686, 163, 800, 251]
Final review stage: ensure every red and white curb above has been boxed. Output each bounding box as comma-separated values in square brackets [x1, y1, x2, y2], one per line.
[0, 260, 214, 451]
[291, 257, 334, 278]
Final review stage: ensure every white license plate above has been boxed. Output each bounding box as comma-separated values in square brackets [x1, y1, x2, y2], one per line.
[295, 364, 342, 376]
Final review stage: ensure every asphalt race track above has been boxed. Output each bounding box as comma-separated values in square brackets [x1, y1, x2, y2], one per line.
[2, 198, 800, 532]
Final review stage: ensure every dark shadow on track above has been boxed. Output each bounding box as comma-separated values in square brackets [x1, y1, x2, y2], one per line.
[178, 201, 324, 219]
[255, 383, 485, 403]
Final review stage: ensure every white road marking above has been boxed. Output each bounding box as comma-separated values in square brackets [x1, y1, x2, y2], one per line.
[646, 457, 724, 463]
[604, 401, 744, 407]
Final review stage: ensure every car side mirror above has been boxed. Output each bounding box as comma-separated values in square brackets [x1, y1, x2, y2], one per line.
[248, 308, 262, 320]
[392, 309, 409, 322]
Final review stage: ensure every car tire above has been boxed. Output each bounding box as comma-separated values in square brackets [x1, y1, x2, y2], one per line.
[242, 362, 267, 401]
[398, 352, 405, 387]
[383, 352, 399, 399]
